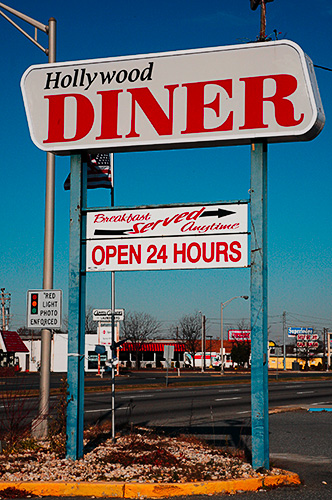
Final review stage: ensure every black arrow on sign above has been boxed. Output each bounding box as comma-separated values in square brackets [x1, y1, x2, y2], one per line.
[199, 208, 236, 218]
[94, 229, 130, 236]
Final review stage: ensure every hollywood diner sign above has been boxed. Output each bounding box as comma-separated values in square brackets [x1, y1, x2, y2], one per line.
[21, 40, 324, 154]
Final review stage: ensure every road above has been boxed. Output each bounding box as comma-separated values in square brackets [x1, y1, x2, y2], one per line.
[1, 369, 332, 393]
[1, 373, 331, 498]
[83, 378, 332, 426]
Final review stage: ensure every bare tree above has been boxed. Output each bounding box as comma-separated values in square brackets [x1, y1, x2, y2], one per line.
[122, 311, 161, 369]
[237, 319, 250, 331]
[172, 312, 201, 369]
[85, 305, 97, 334]
[62, 305, 97, 334]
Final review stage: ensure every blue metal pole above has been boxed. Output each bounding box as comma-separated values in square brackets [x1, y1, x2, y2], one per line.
[67, 154, 87, 460]
[250, 141, 269, 470]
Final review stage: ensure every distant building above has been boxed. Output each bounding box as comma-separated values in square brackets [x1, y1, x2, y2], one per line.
[0, 330, 29, 370]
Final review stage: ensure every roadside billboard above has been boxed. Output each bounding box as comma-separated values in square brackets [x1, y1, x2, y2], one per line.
[21, 40, 324, 155]
[288, 326, 313, 337]
[86, 202, 248, 271]
[228, 330, 251, 342]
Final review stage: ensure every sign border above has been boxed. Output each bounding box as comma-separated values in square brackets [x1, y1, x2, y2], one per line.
[26, 289, 63, 330]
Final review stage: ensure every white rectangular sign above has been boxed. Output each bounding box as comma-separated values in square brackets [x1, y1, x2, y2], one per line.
[288, 326, 313, 337]
[21, 40, 324, 155]
[93, 308, 124, 321]
[228, 330, 251, 342]
[27, 289, 62, 329]
[87, 202, 247, 240]
[86, 233, 248, 272]
[99, 325, 112, 345]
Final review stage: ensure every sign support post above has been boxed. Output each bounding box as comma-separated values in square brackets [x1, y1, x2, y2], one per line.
[67, 154, 87, 460]
[250, 141, 269, 470]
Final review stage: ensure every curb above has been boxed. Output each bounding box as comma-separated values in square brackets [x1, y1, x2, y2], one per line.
[0, 471, 301, 498]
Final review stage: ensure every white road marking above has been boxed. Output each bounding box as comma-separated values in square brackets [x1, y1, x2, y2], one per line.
[120, 394, 154, 399]
[85, 408, 112, 413]
[297, 391, 314, 394]
[218, 389, 240, 393]
[215, 397, 242, 401]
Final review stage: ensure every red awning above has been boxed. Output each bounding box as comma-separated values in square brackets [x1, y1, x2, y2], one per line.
[0, 331, 29, 353]
[121, 342, 186, 352]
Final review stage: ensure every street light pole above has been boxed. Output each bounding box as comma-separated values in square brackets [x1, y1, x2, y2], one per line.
[220, 296, 249, 375]
[0, 3, 56, 438]
[199, 312, 206, 372]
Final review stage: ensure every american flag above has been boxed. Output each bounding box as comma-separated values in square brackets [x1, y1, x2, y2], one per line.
[64, 153, 113, 190]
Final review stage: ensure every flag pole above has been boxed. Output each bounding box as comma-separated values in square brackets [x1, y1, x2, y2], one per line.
[110, 153, 116, 440]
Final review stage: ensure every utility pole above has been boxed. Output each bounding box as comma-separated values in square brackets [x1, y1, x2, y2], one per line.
[250, 0, 275, 41]
[0, 288, 11, 330]
[282, 311, 286, 370]
[0, 3, 57, 439]
[323, 328, 327, 371]
[200, 312, 205, 372]
[203, 315, 206, 371]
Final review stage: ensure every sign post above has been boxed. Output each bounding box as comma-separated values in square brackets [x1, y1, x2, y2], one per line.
[163, 345, 174, 387]
[66, 154, 87, 460]
[250, 141, 269, 470]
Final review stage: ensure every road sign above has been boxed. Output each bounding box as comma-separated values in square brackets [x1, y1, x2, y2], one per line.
[86, 202, 248, 272]
[21, 40, 324, 155]
[297, 341, 319, 350]
[228, 330, 251, 341]
[297, 333, 318, 341]
[275, 347, 283, 356]
[163, 345, 175, 361]
[87, 233, 248, 271]
[27, 289, 62, 329]
[86, 202, 248, 239]
[288, 326, 313, 337]
[93, 308, 125, 321]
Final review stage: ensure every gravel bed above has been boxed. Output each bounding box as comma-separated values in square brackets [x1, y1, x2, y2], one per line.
[0, 429, 283, 484]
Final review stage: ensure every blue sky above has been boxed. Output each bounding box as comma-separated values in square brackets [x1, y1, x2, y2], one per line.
[0, 0, 331, 343]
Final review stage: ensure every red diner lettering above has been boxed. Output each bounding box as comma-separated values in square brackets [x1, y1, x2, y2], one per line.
[181, 80, 233, 134]
[239, 74, 304, 130]
[43, 94, 94, 143]
[229, 241, 242, 262]
[126, 84, 179, 138]
[96, 89, 123, 139]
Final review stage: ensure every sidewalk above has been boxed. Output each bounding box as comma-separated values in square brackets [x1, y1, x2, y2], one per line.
[0, 471, 300, 498]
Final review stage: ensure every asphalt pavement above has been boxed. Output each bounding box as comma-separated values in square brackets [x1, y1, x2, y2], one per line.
[3, 408, 330, 500]
[1, 371, 331, 499]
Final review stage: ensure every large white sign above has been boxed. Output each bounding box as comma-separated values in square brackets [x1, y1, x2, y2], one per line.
[27, 289, 62, 329]
[21, 40, 324, 154]
[93, 308, 125, 321]
[86, 202, 248, 272]
[87, 202, 247, 239]
[87, 234, 248, 272]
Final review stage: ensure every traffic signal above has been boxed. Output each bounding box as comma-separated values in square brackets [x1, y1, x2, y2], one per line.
[111, 338, 128, 352]
[30, 293, 39, 314]
[250, 0, 274, 10]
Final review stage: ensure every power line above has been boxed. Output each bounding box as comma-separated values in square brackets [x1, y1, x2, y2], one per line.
[314, 64, 332, 72]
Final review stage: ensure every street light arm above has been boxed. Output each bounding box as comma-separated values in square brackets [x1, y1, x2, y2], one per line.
[0, 9, 47, 53]
[222, 295, 249, 310]
[220, 295, 249, 375]
[0, 3, 47, 32]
